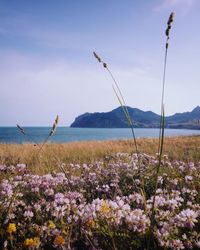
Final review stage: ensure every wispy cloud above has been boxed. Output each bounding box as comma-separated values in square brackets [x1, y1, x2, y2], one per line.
[1, 1, 200, 125]
[28, 29, 93, 52]
[154, 0, 196, 13]
[0, 50, 158, 126]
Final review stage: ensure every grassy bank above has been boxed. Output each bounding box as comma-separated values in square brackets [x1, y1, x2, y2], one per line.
[0, 135, 200, 174]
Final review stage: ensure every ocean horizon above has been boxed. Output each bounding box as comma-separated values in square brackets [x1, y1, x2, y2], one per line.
[1, 127, 200, 144]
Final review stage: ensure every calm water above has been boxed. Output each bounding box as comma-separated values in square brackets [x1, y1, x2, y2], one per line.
[0, 127, 200, 144]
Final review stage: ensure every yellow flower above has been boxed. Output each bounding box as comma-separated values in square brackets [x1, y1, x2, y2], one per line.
[7, 223, 16, 234]
[24, 238, 34, 247]
[100, 201, 110, 214]
[54, 235, 65, 246]
[60, 219, 65, 225]
[62, 226, 69, 236]
[48, 220, 56, 229]
[86, 219, 96, 228]
[24, 237, 40, 248]
[33, 237, 40, 246]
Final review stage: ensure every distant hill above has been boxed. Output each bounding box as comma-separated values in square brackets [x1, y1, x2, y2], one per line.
[70, 106, 200, 129]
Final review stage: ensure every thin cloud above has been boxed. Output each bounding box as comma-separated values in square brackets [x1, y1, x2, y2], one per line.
[154, 0, 196, 12]
[0, 51, 158, 126]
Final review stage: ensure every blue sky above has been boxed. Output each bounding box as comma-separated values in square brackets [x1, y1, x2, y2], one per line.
[0, 0, 200, 126]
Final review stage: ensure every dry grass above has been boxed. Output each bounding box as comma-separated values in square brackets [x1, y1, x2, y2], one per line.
[0, 135, 200, 174]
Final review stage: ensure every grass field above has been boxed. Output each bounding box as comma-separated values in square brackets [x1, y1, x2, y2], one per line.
[1, 135, 200, 174]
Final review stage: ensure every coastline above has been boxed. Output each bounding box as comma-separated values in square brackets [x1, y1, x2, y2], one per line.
[1, 127, 200, 144]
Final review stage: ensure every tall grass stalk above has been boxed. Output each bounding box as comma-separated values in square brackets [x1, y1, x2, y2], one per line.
[17, 117, 68, 171]
[16, 124, 40, 148]
[39, 115, 59, 152]
[93, 52, 138, 154]
[147, 12, 175, 249]
[17, 115, 59, 154]
[158, 12, 175, 153]
[148, 106, 165, 249]
[17, 124, 52, 173]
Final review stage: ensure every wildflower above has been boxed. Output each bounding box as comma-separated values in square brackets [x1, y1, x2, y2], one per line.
[100, 200, 110, 214]
[1, 180, 13, 197]
[86, 219, 96, 228]
[170, 239, 184, 250]
[196, 241, 200, 248]
[126, 209, 150, 233]
[44, 188, 54, 196]
[62, 226, 69, 236]
[175, 209, 198, 228]
[48, 220, 56, 229]
[24, 237, 40, 247]
[7, 223, 16, 234]
[54, 193, 69, 205]
[185, 175, 193, 183]
[24, 238, 34, 247]
[16, 163, 26, 173]
[33, 237, 40, 246]
[54, 235, 65, 246]
[24, 210, 34, 218]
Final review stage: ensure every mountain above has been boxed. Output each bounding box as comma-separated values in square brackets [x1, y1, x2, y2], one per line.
[166, 106, 200, 129]
[70, 106, 200, 129]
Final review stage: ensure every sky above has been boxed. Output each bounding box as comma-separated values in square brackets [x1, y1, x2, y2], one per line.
[0, 0, 200, 126]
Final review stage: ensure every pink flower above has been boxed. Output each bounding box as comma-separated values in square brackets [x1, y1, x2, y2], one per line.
[24, 210, 34, 218]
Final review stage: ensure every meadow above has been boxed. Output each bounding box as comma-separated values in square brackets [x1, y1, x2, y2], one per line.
[1, 136, 200, 174]
[0, 12, 199, 250]
[0, 136, 200, 249]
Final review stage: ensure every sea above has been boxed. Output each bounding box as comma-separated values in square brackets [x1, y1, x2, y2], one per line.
[0, 127, 200, 144]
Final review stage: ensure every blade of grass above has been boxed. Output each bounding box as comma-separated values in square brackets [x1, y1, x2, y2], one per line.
[39, 115, 59, 153]
[112, 85, 138, 154]
[16, 118, 72, 188]
[17, 125, 39, 147]
[93, 52, 138, 155]
[158, 12, 175, 154]
[148, 105, 165, 249]
[147, 12, 175, 249]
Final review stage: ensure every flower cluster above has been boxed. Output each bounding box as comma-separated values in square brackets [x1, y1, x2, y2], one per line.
[0, 153, 199, 249]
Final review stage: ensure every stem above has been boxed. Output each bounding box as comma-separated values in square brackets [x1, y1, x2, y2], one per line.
[147, 107, 165, 249]
[18, 130, 73, 190]
[85, 233, 97, 250]
[106, 68, 138, 155]
[147, 11, 174, 246]
[38, 134, 51, 153]
[67, 225, 73, 250]
[111, 236, 117, 250]
[158, 42, 168, 153]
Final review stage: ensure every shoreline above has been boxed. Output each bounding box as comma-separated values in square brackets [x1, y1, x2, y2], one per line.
[1, 133, 200, 146]
[0, 134, 200, 145]
[1, 127, 200, 145]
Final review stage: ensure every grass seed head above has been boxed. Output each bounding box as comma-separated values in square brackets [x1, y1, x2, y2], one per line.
[49, 115, 59, 136]
[168, 12, 175, 24]
[16, 124, 26, 135]
[165, 12, 175, 38]
[93, 51, 102, 63]
[103, 62, 107, 68]
[93, 51, 108, 69]
[55, 115, 59, 125]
